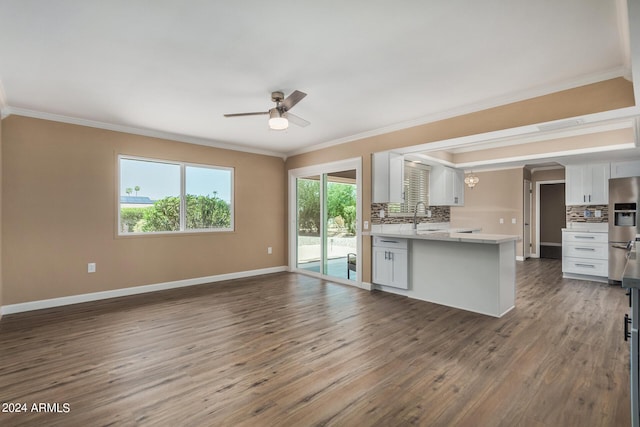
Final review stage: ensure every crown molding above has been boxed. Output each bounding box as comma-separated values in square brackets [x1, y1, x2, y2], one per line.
[457, 143, 636, 170]
[628, 0, 640, 105]
[395, 106, 640, 158]
[4, 107, 287, 159]
[285, 67, 631, 158]
[449, 118, 634, 154]
[529, 165, 565, 173]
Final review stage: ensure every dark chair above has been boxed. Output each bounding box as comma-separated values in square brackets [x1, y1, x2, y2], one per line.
[347, 253, 357, 279]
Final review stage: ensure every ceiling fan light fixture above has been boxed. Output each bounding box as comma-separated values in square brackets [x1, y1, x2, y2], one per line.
[269, 109, 288, 130]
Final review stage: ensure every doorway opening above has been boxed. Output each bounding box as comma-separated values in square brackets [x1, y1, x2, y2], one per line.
[537, 181, 566, 259]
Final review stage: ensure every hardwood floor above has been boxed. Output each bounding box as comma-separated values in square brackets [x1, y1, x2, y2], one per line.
[0, 259, 631, 426]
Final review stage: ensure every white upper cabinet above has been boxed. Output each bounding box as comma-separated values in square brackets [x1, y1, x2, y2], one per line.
[565, 163, 610, 205]
[430, 165, 464, 206]
[611, 161, 640, 179]
[372, 152, 404, 203]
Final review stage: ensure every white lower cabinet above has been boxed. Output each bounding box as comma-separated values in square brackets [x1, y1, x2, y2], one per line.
[562, 230, 608, 281]
[372, 236, 408, 289]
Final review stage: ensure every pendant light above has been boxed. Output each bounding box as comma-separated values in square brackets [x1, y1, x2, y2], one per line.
[464, 172, 479, 189]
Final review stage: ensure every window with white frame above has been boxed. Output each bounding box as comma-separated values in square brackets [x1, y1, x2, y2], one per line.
[119, 156, 234, 234]
[388, 161, 430, 215]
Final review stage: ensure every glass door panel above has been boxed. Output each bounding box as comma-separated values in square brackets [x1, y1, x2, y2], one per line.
[296, 176, 321, 274]
[325, 171, 357, 281]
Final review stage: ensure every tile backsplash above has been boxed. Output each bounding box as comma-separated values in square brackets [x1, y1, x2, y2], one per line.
[566, 205, 608, 223]
[371, 203, 450, 225]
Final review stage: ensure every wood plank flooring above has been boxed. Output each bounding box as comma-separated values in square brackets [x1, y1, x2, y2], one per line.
[0, 259, 631, 426]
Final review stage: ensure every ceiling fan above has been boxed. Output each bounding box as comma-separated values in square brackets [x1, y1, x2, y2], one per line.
[224, 90, 310, 130]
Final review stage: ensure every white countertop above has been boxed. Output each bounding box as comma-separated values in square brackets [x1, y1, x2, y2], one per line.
[562, 228, 608, 233]
[371, 229, 520, 244]
[562, 223, 608, 233]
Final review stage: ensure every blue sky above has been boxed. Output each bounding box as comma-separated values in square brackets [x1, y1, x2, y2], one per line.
[120, 158, 232, 201]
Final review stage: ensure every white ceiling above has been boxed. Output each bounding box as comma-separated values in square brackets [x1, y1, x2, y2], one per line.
[0, 1, 632, 157]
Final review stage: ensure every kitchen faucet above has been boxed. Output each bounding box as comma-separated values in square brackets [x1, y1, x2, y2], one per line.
[413, 201, 427, 230]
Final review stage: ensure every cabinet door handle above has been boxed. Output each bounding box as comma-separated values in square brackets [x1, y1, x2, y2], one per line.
[381, 240, 399, 243]
[625, 314, 631, 341]
[575, 247, 596, 251]
[589, 194, 591, 202]
[583, 195, 586, 202]
[575, 236, 595, 239]
[384, 251, 388, 260]
[575, 263, 596, 268]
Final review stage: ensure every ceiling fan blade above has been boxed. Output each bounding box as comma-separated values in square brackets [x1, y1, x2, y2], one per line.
[224, 111, 269, 117]
[284, 112, 310, 127]
[281, 90, 307, 111]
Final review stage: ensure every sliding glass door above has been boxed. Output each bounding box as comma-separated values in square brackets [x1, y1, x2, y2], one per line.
[291, 160, 361, 284]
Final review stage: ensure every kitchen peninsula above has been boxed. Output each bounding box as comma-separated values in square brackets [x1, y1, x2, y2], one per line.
[371, 224, 520, 317]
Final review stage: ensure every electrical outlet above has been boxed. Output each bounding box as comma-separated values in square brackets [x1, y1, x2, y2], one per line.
[595, 210, 602, 218]
[379, 210, 385, 219]
[511, 218, 516, 224]
[426, 210, 432, 218]
[267, 247, 272, 255]
[499, 218, 504, 224]
[88, 262, 96, 273]
[364, 220, 369, 230]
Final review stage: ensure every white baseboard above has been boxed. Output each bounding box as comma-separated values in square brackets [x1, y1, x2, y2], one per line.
[1, 266, 288, 315]
[360, 281, 373, 291]
[372, 284, 409, 296]
[516, 256, 525, 261]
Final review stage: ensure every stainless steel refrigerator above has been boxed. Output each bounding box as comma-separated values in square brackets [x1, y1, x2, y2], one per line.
[609, 177, 640, 283]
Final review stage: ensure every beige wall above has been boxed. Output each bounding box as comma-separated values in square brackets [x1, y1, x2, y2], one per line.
[531, 168, 566, 252]
[286, 78, 633, 282]
[2, 116, 286, 305]
[450, 168, 525, 256]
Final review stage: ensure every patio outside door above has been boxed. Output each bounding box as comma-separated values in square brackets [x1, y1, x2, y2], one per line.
[295, 170, 357, 281]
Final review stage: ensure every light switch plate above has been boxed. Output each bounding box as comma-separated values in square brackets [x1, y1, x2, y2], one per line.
[499, 218, 504, 224]
[88, 262, 96, 273]
[364, 220, 369, 229]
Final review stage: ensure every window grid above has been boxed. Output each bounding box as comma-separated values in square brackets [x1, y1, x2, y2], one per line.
[388, 162, 430, 215]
